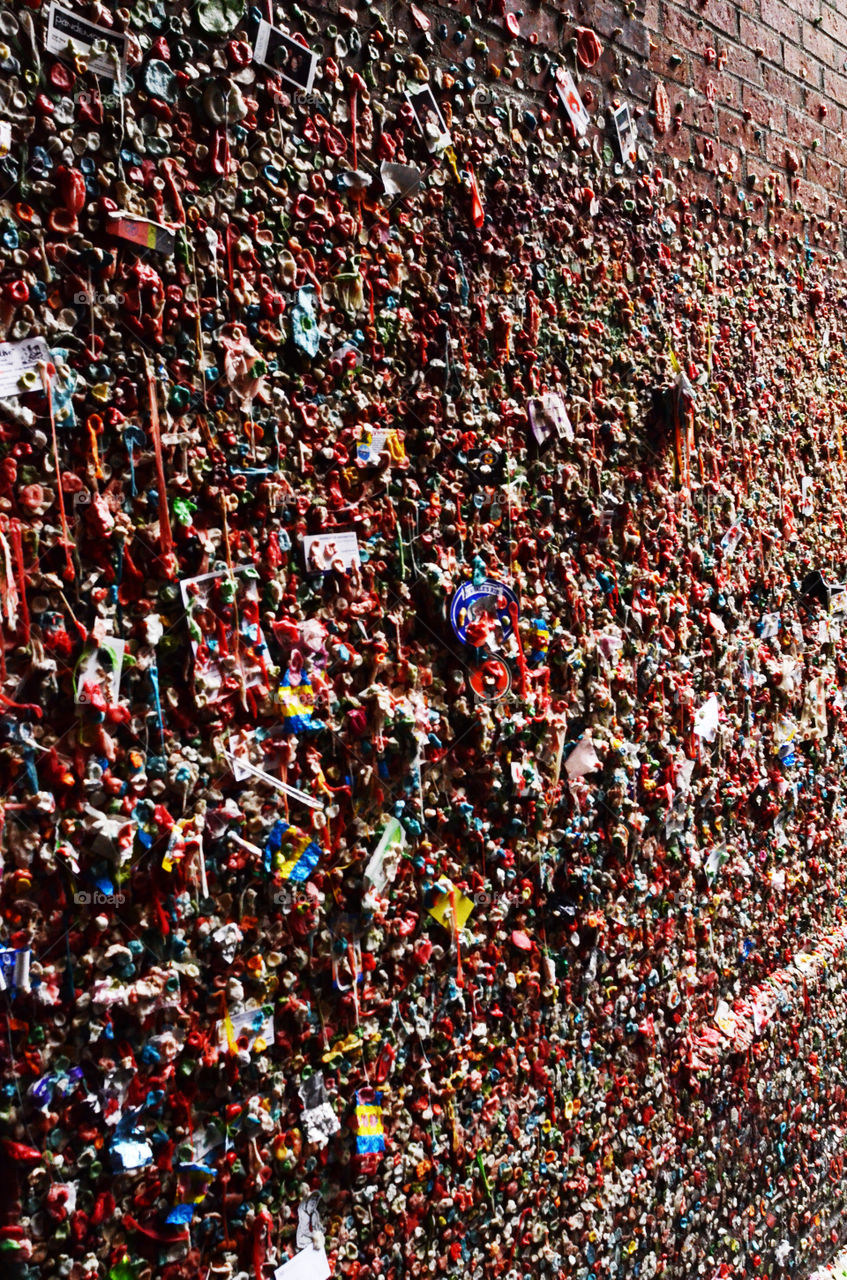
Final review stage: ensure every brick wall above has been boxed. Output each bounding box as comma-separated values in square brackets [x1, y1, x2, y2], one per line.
[636, 0, 847, 255]
[398, 0, 847, 261]
[7, 0, 847, 1278]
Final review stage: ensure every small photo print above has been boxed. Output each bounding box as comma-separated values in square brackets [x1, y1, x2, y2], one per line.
[613, 101, 638, 164]
[405, 84, 452, 154]
[254, 19, 318, 94]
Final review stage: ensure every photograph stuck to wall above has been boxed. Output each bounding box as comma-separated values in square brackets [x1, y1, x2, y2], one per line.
[253, 19, 318, 94]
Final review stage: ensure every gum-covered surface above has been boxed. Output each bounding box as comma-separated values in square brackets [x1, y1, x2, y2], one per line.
[2, 2, 847, 1279]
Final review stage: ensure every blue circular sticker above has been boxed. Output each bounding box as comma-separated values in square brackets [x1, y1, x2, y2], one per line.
[450, 579, 519, 647]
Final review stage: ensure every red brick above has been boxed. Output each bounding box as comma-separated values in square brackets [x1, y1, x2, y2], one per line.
[783, 39, 823, 87]
[721, 143, 744, 183]
[717, 105, 746, 144]
[761, 61, 808, 106]
[821, 128, 847, 169]
[822, 5, 847, 49]
[651, 130, 691, 166]
[694, 0, 739, 38]
[786, 0, 823, 21]
[806, 150, 844, 190]
[764, 129, 796, 168]
[662, 3, 705, 54]
[793, 176, 828, 210]
[761, 0, 803, 40]
[589, 0, 651, 57]
[805, 93, 842, 133]
[649, 34, 693, 87]
[785, 105, 826, 150]
[740, 15, 781, 64]
[741, 82, 787, 133]
[691, 48, 763, 104]
[823, 65, 847, 107]
[747, 154, 776, 185]
[803, 21, 841, 68]
[624, 67, 654, 104]
[746, 155, 790, 204]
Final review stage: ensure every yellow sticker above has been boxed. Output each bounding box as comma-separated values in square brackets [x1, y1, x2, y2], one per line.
[427, 880, 474, 932]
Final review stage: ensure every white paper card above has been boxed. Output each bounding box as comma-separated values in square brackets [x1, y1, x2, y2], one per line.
[613, 101, 638, 164]
[565, 737, 600, 778]
[275, 1245, 331, 1280]
[693, 693, 720, 742]
[365, 817, 406, 893]
[75, 636, 126, 706]
[556, 70, 590, 137]
[179, 567, 270, 703]
[357, 429, 389, 465]
[0, 338, 50, 397]
[46, 3, 128, 80]
[405, 84, 452, 154]
[216, 1006, 274, 1054]
[303, 531, 360, 574]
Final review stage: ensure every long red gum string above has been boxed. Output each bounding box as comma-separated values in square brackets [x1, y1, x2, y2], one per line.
[145, 355, 175, 565]
[41, 364, 75, 580]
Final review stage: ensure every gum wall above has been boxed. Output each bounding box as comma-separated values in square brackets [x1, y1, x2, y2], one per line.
[3, 0, 847, 1279]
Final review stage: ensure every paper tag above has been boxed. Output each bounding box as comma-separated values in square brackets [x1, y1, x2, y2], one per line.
[107, 212, 176, 256]
[556, 70, 590, 136]
[296, 1192, 325, 1251]
[274, 1245, 331, 1280]
[46, 3, 128, 80]
[428, 879, 475, 932]
[191, 1122, 225, 1161]
[800, 475, 814, 515]
[216, 1006, 275, 1054]
[0, 337, 50, 397]
[74, 636, 126, 706]
[565, 737, 600, 779]
[356, 428, 389, 465]
[380, 161, 424, 198]
[364, 817, 406, 894]
[180, 567, 270, 704]
[254, 19, 318, 93]
[303, 531, 360, 574]
[613, 101, 638, 164]
[528, 393, 574, 446]
[110, 1138, 153, 1171]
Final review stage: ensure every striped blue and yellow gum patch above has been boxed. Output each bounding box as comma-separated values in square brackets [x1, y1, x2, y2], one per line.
[265, 820, 323, 883]
[279, 833, 322, 883]
[355, 1091, 385, 1153]
[275, 678, 318, 730]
